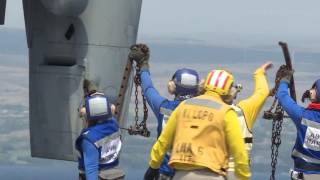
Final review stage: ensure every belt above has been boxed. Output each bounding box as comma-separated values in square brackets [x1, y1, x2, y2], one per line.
[79, 173, 124, 180]
[295, 160, 320, 172]
[292, 149, 320, 165]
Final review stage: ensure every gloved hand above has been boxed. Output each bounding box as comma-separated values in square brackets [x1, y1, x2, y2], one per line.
[260, 61, 273, 72]
[129, 44, 150, 71]
[280, 69, 294, 84]
[144, 167, 159, 180]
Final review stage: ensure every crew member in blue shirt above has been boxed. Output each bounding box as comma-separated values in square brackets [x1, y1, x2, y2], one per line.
[76, 88, 124, 180]
[129, 44, 200, 180]
[277, 70, 320, 180]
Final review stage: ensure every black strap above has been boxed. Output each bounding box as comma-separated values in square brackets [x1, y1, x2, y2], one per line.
[99, 175, 125, 180]
[79, 173, 86, 180]
[244, 137, 253, 144]
[298, 173, 304, 180]
[80, 172, 125, 180]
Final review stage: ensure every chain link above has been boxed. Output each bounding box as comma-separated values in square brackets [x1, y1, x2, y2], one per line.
[263, 65, 291, 180]
[126, 63, 150, 137]
[270, 102, 284, 180]
[134, 67, 139, 128]
[265, 43, 295, 180]
[118, 45, 150, 137]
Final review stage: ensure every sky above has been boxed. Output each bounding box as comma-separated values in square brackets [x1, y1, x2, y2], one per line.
[4, 0, 320, 37]
[139, 1, 320, 37]
[2, 0, 320, 49]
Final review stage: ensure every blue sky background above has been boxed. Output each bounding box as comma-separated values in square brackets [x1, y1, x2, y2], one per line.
[4, 1, 320, 43]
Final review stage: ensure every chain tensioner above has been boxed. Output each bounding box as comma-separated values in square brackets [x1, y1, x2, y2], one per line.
[120, 62, 150, 137]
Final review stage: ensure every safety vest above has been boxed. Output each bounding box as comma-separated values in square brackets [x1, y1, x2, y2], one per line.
[158, 100, 181, 136]
[169, 94, 231, 175]
[291, 116, 320, 173]
[76, 119, 122, 172]
[228, 105, 253, 173]
[230, 105, 253, 153]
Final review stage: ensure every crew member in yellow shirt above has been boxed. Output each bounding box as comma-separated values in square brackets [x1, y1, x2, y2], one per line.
[144, 69, 251, 180]
[226, 62, 272, 180]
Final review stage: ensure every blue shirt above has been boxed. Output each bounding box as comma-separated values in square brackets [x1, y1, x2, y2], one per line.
[76, 119, 121, 180]
[82, 139, 99, 180]
[277, 81, 320, 174]
[141, 70, 181, 176]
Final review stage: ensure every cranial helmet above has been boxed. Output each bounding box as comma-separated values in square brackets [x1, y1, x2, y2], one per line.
[168, 68, 200, 96]
[204, 69, 234, 96]
[84, 92, 112, 121]
[312, 79, 320, 102]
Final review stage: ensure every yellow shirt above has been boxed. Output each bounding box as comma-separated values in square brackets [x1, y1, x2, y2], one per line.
[149, 92, 251, 180]
[228, 67, 270, 173]
[237, 67, 269, 131]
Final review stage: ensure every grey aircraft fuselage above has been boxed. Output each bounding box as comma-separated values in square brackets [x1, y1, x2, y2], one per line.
[1, 0, 142, 161]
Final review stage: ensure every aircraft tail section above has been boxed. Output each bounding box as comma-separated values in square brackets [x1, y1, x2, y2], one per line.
[24, 0, 142, 161]
[0, 0, 6, 25]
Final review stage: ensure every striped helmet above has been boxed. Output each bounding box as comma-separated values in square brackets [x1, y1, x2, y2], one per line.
[204, 69, 234, 95]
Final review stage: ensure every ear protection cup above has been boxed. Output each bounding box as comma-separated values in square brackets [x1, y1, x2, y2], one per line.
[111, 104, 116, 116]
[221, 87, 238, 105]
[308, 79, 320, 102]
[198, 79, 205, 95]
[167, 80, 176, 95]
[309, 89, 318, 102]
[79, 107, 86, 118]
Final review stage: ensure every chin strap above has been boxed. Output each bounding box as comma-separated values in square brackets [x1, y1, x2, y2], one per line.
[175, 94, 194, 101]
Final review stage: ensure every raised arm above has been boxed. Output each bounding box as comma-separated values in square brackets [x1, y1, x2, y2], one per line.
[129, 44, 167, 115]
[276, 81, 304, 125]
[238, 62, 271, 131]
[141, 70, 167, 115]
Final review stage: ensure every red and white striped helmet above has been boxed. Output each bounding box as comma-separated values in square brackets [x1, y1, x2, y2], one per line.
[204, 69, 234, 95]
